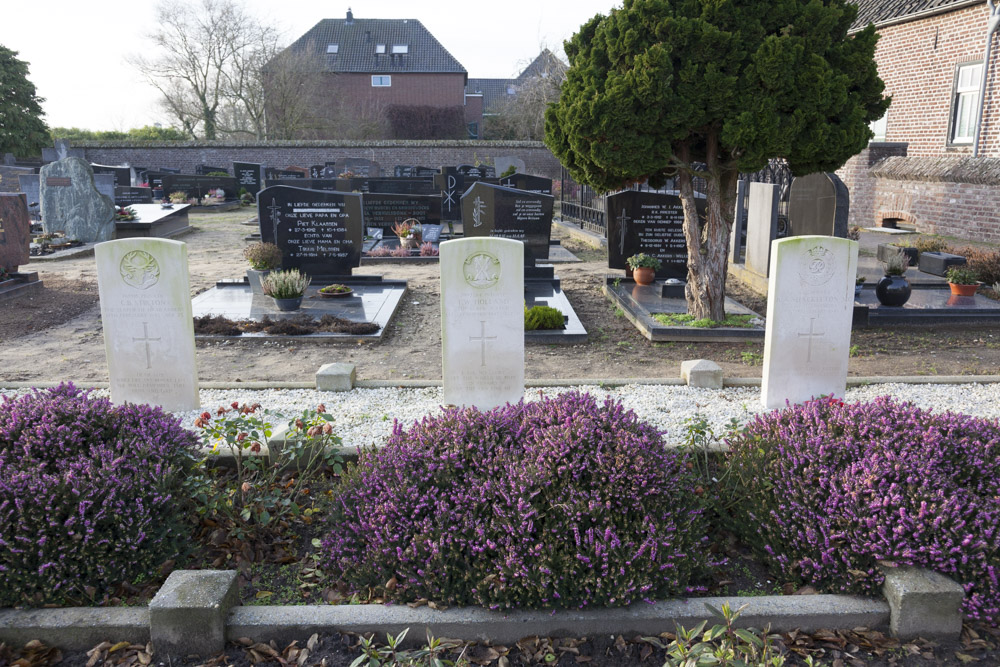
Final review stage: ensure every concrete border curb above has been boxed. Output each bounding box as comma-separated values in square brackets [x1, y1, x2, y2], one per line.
[0, 607, 149, 649]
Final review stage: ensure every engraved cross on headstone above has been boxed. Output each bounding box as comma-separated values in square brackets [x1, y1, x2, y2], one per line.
[267, 199, 282, 243]
[133, 321, 161, 370]
[797, 317, 825, 363]
[469, 320, 496, 368]
[617, 209, 630, 255]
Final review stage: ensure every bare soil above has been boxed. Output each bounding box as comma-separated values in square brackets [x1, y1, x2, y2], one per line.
[3, 210, 1000, 384]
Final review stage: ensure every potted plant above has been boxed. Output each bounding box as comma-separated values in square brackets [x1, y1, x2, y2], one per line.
[168, 191, 187, 204]
[946, 265, 980, 296]
[243, 242, 283, 296]
[262, 269, 311, 311]
[855, 275, 865, 298]
[318, 283, 353, 298]
[392, 218, 423, 249]
[626, 253, 661, 286]
[875, 248, 911, 307]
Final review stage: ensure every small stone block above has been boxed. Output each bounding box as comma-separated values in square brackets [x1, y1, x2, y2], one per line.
[881, 565, 965, 640]
[681, 359, 723, 389]
[149, 570, 238, 658]
[316, 362, 356, 391]
[918, 251, 966, 277]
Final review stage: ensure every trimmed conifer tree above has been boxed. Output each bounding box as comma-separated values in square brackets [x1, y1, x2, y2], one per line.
[0, 45, 49, 157]
[545, 0, 889, 320]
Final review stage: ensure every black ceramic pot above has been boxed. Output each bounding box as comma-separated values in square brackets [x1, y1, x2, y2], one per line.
[875, 274, 911, 307]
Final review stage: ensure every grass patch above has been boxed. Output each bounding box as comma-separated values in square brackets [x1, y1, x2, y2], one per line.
[653, 313, 758, 328]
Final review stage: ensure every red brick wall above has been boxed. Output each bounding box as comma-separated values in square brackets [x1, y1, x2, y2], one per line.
[331, 72, 467, 108]
[872, 5, 1000, 157]
[835, 142, 909, 228]
[870, 176, 1000, 242]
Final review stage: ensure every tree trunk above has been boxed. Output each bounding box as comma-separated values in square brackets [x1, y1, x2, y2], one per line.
[677, 137, 739, 322]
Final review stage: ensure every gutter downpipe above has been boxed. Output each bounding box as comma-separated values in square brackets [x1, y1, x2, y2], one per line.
[973, 0, 1000, 157]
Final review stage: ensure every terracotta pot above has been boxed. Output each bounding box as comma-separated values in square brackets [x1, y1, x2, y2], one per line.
[632, 267, 656, 285]
[875, 274, 911, 307]
[949, 282, 978, 296]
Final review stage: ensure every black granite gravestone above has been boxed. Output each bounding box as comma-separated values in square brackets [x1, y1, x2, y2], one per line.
[434, 170, 464, 221]
[196, 165, 229, 176]
[268, 178, 341, 191]
[265, 168, 305, 180]
[460, 181, 554, 265]
[161, 174, 239, 200]
[340, 158, 380, 177]
[114, 186, 154, 205]
[606, 190, 702, 280]
[394, 165, 438, 177]
[499, 174, 553, 195]
[364, 193, 442, 233]
[90, 164, 133, 188]
[257, 185, 364, 276]
[309, 165, 325, 178]
[787, 172, 849, 238]
[233, 162, 265, 194]
[159, 167, 181, 174]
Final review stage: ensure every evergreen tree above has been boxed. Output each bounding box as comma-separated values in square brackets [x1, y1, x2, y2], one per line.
[546, 0, 889, 320]
[0, 45, 49, 157]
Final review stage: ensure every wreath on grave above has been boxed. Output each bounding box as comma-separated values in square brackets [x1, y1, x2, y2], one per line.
[114, 205, 138, 221]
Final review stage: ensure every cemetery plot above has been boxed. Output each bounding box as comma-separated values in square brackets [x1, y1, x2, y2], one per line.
[160, 174, 240, 201]
[607, 190, 699, 280]
[233, 162, 265, 194]
[40, 157, 115, 243]
[114, 186, 154, 205]
[113, 203, 192, 239]
[89, 163, 133, 187]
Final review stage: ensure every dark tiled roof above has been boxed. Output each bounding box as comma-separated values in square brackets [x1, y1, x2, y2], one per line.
[284, 14, 466, 74]
[516, 49, 567, 83]
[466, 78, 516, 112]
[851, 0, 983, 30]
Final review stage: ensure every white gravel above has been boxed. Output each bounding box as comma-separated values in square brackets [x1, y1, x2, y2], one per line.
[4, 382, 1000, 449]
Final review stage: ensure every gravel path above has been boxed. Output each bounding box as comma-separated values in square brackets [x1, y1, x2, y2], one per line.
[5, 382, 999, 449]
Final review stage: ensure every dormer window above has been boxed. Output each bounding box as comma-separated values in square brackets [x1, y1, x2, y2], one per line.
[326, 44, 338, 54]
[375, 44, 386, 54]
[391, 44, 408, 54]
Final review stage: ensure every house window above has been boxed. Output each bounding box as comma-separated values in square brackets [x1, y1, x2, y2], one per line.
[375, 44, 386, 54]
[950, 62, 983, 144]
[391, 44, 408, 54]
[326, 44, 338, 54]
[870, 112, 887, 142]
[372, 75, 391, 87]
[506, 85, 516, 95]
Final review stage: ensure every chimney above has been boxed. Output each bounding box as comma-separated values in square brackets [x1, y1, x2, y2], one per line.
[346, 8, 354, 24]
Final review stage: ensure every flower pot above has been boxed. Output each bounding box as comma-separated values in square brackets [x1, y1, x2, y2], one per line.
[875, 274, 911, 307]
[855, 284, 864, 299]
[272, 296, 303, 311]
[632, 267, 656, 286]
[400, 237, 419, 250]
[949, 282, 979, 297]
[246, 268, 271, 296]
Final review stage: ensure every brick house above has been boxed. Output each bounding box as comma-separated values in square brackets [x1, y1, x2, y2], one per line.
[837, 0, 1000, 241]
[266, 10, 477, 139]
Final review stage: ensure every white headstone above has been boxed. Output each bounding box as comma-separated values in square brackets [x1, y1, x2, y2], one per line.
[761, 235, 858, 409]
[440, 237, 524, 410]
[95, 238, 200, 412]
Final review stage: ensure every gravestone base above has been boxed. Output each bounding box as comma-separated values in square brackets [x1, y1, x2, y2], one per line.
[0, 272, 43, 304]
[113, 204, 192, 239]
[525, 277, 588, 344]
[191, 279, 407, 342]
[855, 284, 1000, 325]
[525, 264, 556, 281]
[918, 251, 966, 276]
[605, 276, 765, 343]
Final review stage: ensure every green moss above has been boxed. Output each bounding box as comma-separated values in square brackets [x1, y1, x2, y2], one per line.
[652, 313, 757, 329]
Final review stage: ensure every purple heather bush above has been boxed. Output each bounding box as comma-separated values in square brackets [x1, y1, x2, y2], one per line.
[726, 396, 1000, 621]
[0, 383, 198, 605]
[323, 391, 712, 609]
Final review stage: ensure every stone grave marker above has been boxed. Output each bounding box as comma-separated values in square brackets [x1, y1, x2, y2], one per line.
[364, 193, 442, 233]
[42, 139, 84, 162]
[265, 168, 305, 180]
[257, 185, 364, 276]
[461, 181, 553, 266]
[499, 173, 552, 195]
[440, 236, 524, 410]
[744, 183, 780, 279]
[434, 170, 465, 221]
[95, 238, 199, 412]
[160, 174, 239, 200]
[40, 157, 115, 242]
[196, 165, 229, 176]
[159, 167, 181, 174]
[761, 235, 858, 409]
[606, 190, 699, 280]
[494, 156, 526, 177]
[268, 178, 340, 191]
[0, 165, 34, 193]
[309, 165, 325, 178]
[787, 172, 849, 238]
[730, 180, 748, 264]
[394, 165, 438, 177]
[233, 162, 265, 194]
[340, 158, 380, 177]
[16, 174, 40, 216]
[0, 193, 31, 271]
[90, 163, 134, 188]
[115, 186, 154, 205]
[94, 174, 116, 203]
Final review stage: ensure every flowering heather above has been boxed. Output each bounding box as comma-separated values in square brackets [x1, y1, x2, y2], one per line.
[726, 396, 1000, 621]
[323, 391, 711, 609]
[0, 383, 198, 605]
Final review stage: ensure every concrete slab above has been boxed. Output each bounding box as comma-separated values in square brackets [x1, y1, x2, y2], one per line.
[0, 607, 149, 650]
[882, 565, 965, 640]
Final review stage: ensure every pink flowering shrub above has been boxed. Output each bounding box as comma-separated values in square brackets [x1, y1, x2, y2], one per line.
[323, 392, 711, 609]
[726, 396, 1000, 621]
[0, 384, 197, 605]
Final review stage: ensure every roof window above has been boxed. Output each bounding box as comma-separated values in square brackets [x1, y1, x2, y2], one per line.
[326, 44, 338, 54]
[391, 44, 409, 54]
[375, 44, 386, 54]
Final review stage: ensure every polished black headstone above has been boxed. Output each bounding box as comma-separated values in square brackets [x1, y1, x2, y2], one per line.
[267, 178, 340, 191]
[90, 163, 132, 187]
[460, 181, 554, 266]
[340, 158, 380, 177]
[160, 174, 239, 200]
[257, 185, 364, 275]
[606, 190, 701, 280]
[434, 170, 464, 221]
[499, 173, 552, 195]
[363, 193, 442, 232]
[265, 168, 305, 180]
[196, 165, 229, 176]
[233, 162, 265, 194]
[114, 186, 154, 205]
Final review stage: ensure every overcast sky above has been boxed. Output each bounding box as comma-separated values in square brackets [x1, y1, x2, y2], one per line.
[0, 0, 617, 132]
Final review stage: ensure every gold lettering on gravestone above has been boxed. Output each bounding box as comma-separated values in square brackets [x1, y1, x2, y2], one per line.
[46, 177, 72, 186]
[469, 321, 497, 368]
[797, 317, 825, 363]
[132, 321, 161, 370]
[119, 250, 160, 290]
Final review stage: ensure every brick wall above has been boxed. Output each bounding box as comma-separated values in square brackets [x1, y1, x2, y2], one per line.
[836, 142, 909, 228]
[873, 4, 1000, 157]
[74, 140, 562, 180]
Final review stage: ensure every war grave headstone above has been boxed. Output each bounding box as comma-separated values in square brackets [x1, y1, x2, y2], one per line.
[440, 237, 524, 409]
[499, 173, 552, 195]
[196, 165, 229, 176]
[0, 165, 35, 193]
[744, 183, 780, 280]
[40, 157, 115, 243]
[191, 185, 406, 340]
[604, 187, 763, 343]
[233, 162, 265, 195]
[90, 163, 134, 188]
[160, 174, 239, 200]
[340, 158, 380, 177]
[460, 181, 586, 343]
[761, 236, 858, 409]
[95, 238, 199, 412]
[493, 156, 526, 177]
[115, 186, 154, 205]
[434, 170, 464, 221]
[0, 193, 41, 302]
[787, 172, 849, 238]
